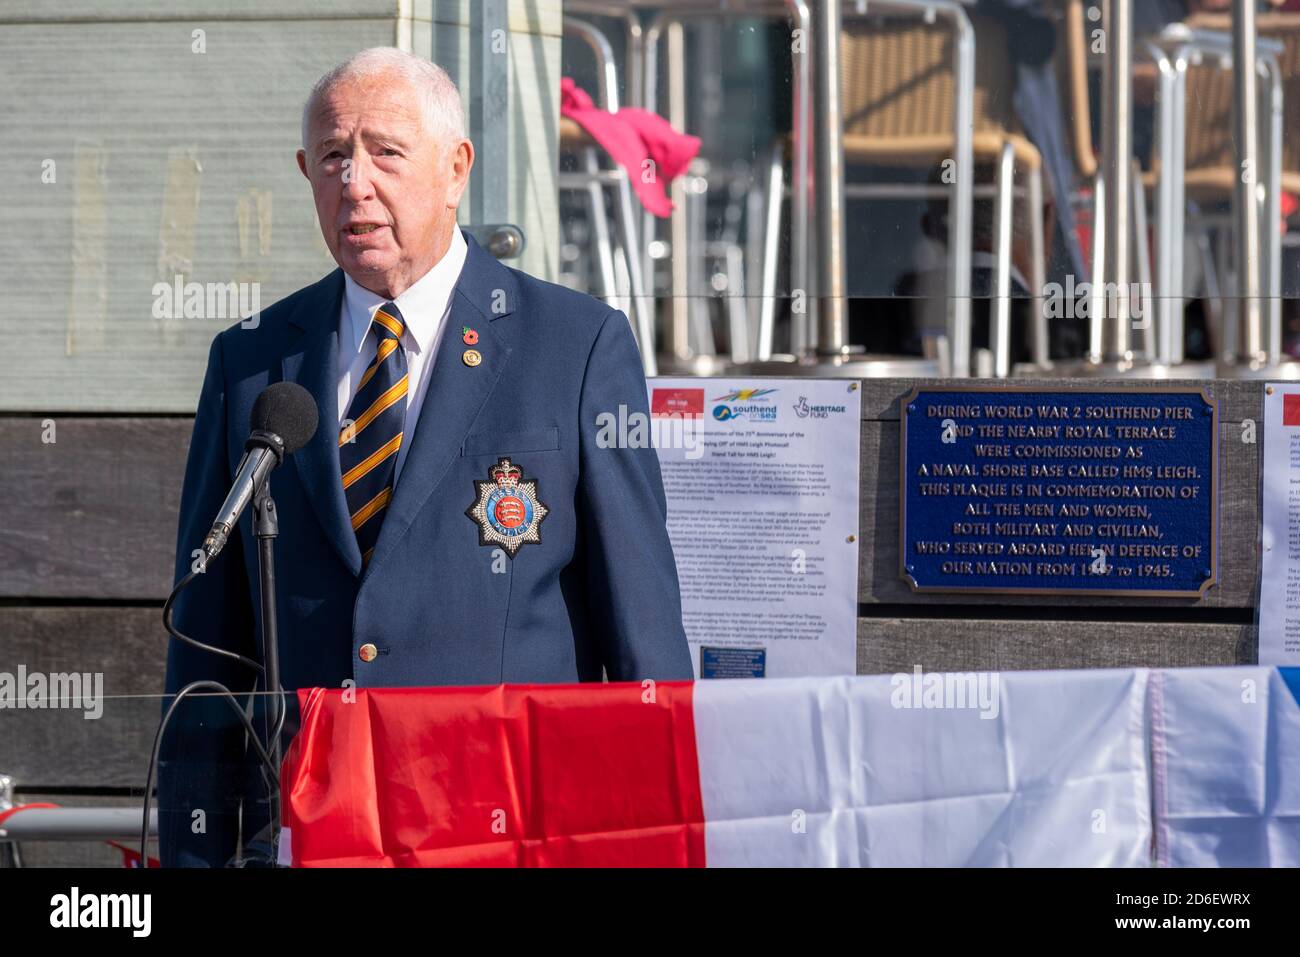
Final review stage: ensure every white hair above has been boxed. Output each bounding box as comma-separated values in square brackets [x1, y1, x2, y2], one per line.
[301, 47, 466, 149]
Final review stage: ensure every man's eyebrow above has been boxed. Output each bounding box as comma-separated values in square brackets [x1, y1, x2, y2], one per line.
[361, 129, 412, 149]
[312, 130, 412, 152]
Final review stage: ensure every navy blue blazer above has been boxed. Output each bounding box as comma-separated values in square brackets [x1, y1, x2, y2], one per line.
[159, 230, 692, 867]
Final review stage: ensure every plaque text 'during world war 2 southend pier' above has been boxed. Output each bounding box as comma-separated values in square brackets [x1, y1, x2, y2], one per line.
[901, 388, 1218, 597]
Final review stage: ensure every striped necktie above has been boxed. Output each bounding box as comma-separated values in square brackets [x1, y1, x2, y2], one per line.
[340, 301, 408, 566]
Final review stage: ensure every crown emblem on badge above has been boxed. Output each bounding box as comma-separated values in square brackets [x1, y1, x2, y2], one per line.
[490, 460, 521, 486]
[466, 457, 548, 557]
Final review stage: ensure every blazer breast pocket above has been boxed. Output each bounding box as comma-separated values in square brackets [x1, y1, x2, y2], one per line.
[461, 426, 561, 457]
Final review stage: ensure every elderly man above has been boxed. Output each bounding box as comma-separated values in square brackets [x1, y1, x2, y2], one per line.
[159, 48, 692, 868]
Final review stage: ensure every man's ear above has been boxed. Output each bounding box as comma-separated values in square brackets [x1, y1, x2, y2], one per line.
[296, 149, 308, 179]
[446, 139, 474, 208]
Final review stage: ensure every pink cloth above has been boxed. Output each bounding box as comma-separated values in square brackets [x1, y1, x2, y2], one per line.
[561, 76, 701, 218]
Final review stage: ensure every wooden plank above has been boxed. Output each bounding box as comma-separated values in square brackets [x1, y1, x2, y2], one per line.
[857, 617, 1255, 674]
[1, 607, 165, 790]
[0, 418, 190, 599]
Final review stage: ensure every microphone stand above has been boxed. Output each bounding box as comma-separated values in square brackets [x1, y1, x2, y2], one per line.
[251, 479, 285, 862]
[147, 470, 288, 868]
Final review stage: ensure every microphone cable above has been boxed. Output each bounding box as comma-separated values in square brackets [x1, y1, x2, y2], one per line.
[147, 566, 286, 865]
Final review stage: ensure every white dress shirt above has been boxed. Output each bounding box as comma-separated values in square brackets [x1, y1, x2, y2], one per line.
[336, 226, 468, 480]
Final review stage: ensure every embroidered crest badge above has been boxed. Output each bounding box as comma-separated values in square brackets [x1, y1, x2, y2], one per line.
[466, 457, 549, 556]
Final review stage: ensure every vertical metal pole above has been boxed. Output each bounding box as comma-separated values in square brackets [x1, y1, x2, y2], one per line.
[469, 0, 510, 226]
[1170, 51, 1189, 364]
[949, 10, 976, 376]
[1150, 46, 1177, 363]
[1100, 0, 1133, 362]
[1262, 55, 1283, 362]
[759, 142, 783, 360]
[668, 21, 691, 360]
[991, 142, 1015, 377]
[624, 14, 644, 109]
[1132, 157, 1155, 359]
[813, 0, 848, 357]
[1089, 174, 1106, 361]
[584, 150, 620, 309]
[617, 171, 658, 374]
[684, 172, 714, 355]
[725, 243, 751, 363]
[1233, 0, 1264, 365]
[1028, 164, 1049, 369]
[641, 16, 663, 307]
[789, 0, 813, 356]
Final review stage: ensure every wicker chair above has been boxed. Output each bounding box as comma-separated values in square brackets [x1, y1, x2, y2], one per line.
[831, 9, 1048, 373]
[1179, 12, 1300, 199]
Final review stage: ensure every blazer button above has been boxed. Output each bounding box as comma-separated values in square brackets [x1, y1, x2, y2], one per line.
[358, 643, 378, 663]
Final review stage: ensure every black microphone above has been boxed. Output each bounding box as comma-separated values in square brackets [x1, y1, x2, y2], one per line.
[201, 382, 318, 562]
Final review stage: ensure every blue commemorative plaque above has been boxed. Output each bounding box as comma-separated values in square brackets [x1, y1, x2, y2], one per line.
[700, 647, 767, 679]
[900, 388, 1218, 596]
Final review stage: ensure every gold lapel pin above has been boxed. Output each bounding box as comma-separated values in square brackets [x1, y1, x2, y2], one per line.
[462, 348, 482, 367]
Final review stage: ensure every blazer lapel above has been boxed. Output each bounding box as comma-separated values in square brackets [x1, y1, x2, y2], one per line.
[281, 269, 364, 576]
[367, 231, 518, 572]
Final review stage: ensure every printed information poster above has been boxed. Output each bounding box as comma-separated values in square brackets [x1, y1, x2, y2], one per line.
[646, 377, 862, 678]
[1259, 384, 1300, 665]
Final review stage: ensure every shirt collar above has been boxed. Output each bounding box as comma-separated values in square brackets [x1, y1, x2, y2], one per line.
[342, 226, 469, 358]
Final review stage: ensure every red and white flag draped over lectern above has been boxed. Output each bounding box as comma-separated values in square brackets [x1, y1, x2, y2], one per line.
[278, 671, 1161, 867]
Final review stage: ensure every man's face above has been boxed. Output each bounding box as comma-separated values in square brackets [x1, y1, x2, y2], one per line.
[297, 71, 472, 299]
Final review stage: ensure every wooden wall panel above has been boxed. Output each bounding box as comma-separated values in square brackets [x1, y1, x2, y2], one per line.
[0, 418, 190, 599]
[1, 607, 165, 790]
[858, 617, 1255, 674]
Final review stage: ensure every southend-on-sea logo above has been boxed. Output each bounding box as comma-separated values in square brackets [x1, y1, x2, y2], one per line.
[712, 387, 778, 422]
[466, 457, 548, 557]
[793, 395, 848, 419]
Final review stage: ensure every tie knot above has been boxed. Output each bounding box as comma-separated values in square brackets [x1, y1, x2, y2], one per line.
[372, 302, 406, 342]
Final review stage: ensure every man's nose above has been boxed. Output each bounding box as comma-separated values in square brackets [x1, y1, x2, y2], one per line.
[342, 150, 375, 201]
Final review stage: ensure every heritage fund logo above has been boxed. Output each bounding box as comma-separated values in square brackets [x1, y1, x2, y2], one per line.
[890, 665, 1000, 719]
[49, 887, 151, 937]
[792, 395, 848, 419]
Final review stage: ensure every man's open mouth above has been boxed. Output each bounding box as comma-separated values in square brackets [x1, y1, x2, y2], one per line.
[348, 224, 383, 235]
